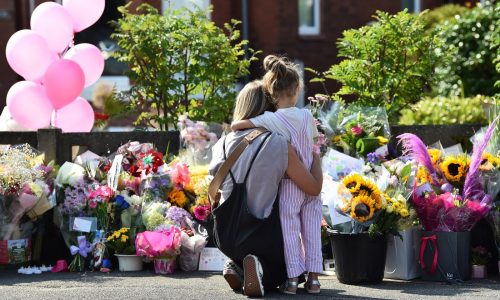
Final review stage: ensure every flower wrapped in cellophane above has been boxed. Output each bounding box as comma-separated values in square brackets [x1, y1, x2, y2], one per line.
[398, 116, 499, 232]
[332, 170, 412, 237]
[331, 106, 391, 158]
[0, 145, 56, 243]
[178, 115, 218, 166]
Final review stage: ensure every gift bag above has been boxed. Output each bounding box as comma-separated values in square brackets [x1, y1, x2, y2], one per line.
[419, 231, 471, 282]
[385, 228, 421, 280]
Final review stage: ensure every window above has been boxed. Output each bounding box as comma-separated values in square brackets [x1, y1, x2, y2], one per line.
[402, 0, 421, 13]
[298, 0, 320, 36]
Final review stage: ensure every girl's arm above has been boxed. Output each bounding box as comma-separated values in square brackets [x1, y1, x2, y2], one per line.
[286, 145, 323, 196]
[231, 120, 256, 132]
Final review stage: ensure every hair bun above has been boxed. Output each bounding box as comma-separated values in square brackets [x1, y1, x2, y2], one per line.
[263, 55, 287, 77]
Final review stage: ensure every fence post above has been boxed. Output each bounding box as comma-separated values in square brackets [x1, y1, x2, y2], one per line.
[33, 128, 62, 263]
[36, 128, 62, 163]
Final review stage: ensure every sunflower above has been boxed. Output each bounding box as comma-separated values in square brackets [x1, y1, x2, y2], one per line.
[480, 152, 500, 171]
[428, 148, 442, 166]
[168, 189, 188, 208]
[441, 156, 468, 183]
[358, 179, 382, 209]
[342, 173, 364, 193]
[349, 194, 375, 223]
[416, 166, 433, 185]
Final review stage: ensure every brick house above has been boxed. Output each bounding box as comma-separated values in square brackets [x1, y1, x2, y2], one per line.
[0, 0, 479, 109]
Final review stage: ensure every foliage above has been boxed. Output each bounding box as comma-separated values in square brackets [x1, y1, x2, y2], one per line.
[434, 1, 499, 97]
[112, 3, 256, 130]
[398, 95, 491, 125]
[471, 245, 491, 265]
[420, 4, 468, 30]
[106, 227, 136, 255]
[308, 10, 448, 123]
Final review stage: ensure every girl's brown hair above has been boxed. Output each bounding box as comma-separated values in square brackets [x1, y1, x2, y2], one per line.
[262, 55, 302, 102]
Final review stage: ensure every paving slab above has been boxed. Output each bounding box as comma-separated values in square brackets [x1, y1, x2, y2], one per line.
[0, 270, 499, 299]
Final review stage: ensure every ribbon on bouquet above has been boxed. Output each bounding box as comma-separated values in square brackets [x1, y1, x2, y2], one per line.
[419, 235, 438, 274]
[70, 236, 93, 258]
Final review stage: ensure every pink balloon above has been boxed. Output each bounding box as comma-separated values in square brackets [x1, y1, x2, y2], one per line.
[5, 30, 54, 81]
[63, 0, 105, 32]
[65, 43, 104, 87]
[43, 59, 85, 109]
[31, 2, 74, 53]
[6, 81, 53, 130]
[56, 97, 94, 132]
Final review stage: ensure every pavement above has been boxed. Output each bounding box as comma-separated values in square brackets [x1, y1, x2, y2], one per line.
[0, 269, 499, 300]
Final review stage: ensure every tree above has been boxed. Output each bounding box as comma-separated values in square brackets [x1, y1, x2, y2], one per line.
[112, 3, 256, 130]
[308, 10, 448, 122]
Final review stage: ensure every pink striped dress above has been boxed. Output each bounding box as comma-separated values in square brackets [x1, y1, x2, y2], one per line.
[274, 109, 323, 278]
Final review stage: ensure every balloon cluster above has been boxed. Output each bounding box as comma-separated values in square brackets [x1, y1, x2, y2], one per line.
[5, 0, 105, 132]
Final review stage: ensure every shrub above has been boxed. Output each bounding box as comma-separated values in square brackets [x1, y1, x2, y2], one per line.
[434, 1, 499, 97]
[398, 95, 490, 125]
[420, 4, 468, 30]
[112, 3, 256, 130]
[308, 10, 448, 123]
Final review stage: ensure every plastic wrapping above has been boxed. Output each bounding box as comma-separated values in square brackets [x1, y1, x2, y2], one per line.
[0, 145, 56, 245]
[332, 106, 391, 158]
[398, 120, 498, 232]
[135, 226, 181, 258]
[178, 218, 207, 271]
[177, 115, 218, 167]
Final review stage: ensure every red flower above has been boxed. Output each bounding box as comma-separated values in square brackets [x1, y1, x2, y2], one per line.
[94, 112, 110, 121]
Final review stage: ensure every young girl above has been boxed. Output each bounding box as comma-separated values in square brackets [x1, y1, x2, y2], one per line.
[231, 55, 323, 294]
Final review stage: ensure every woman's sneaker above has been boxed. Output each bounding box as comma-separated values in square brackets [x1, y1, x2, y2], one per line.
[242, 255, 264, 297]
[223, 260, 243, 291]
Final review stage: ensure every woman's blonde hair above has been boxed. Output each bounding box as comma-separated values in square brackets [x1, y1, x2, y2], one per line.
[262, 55, 302, 102]
[233, 80, 274, 121]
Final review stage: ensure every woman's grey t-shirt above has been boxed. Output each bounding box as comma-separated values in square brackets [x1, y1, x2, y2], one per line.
[209, 129, 288, 219]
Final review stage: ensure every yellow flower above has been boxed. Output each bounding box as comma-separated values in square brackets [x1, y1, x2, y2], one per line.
[480, 152, 500, 171]
[400, 209, 410, 218]
[333, 135, 342, 144]
[121, 235, 128, 243]
[416, 167, 433, 185]
[428, 149, 441, 166]
[386, 205, 394, 213]
[168, 189, 188, 208]
[376, 136, 389, 145]
[441, 155, 468, 182]
[350, 194, 375, 223]
[358, 180, 382, 209]
[342, 173, 363, 193]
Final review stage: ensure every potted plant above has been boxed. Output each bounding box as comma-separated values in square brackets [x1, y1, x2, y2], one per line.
[471, 246, 491, 279]
[106, 227, 143, 271]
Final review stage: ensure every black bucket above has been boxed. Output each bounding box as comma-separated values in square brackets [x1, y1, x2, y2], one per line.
[329, 231, 387, 285]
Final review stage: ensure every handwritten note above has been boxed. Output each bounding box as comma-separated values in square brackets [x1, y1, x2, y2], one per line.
[198, 247, 229, 271]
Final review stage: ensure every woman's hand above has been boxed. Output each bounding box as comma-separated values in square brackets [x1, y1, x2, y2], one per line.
[286, 145, 323, 196]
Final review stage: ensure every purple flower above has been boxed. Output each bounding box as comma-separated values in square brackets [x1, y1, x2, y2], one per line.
[367, 152, 380, 164]
[165, 206, 192, 227]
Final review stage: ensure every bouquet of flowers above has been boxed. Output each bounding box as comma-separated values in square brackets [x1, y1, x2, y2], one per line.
[106, 227, 136, 255]
[398, 117, 499, 232]
[332, 106, 390, 158]
[0, 145, 56, 241]
[178, 115, 218, 166]
[333, 171, 411, 237]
